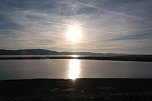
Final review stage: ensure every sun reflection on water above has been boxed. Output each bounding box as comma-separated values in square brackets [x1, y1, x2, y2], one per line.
[68, 59, 81, 80]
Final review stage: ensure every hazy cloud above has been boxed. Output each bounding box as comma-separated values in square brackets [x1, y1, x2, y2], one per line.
[0, 0, 152, 54]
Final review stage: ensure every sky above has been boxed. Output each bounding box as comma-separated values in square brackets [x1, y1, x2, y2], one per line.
[0, 0, 152, 54]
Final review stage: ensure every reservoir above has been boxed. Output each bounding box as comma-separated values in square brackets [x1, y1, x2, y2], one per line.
[0, 58, 152, 80]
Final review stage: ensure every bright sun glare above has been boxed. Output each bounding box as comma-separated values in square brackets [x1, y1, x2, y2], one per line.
[68, 59, 81, 80]
[66, 24, 82, 43]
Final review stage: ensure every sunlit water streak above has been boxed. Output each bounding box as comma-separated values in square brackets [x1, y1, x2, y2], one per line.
[68, 59, 81, 80]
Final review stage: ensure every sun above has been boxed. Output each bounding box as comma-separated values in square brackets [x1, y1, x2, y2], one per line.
[66, 24, 82, 43]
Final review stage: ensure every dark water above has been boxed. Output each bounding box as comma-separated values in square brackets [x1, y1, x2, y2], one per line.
[0, 58, 152, 80]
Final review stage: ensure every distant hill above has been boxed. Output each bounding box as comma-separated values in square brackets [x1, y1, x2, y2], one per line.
[0, 49, 117, 56]
[0, 49, 151, 57]
[0, 49, 152, 62]
[0, 49, 58, 55]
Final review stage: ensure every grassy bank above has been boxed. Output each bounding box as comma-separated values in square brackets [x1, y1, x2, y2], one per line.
[0, 78, 152, 101]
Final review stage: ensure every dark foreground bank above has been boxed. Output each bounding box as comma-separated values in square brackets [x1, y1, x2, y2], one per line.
[0, 78, 152, 101]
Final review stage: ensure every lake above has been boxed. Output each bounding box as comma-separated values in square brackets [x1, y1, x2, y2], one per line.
[0, 58, 152, 80]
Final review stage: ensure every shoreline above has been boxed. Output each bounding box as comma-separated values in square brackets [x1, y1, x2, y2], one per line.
[0, 55, 152, 62]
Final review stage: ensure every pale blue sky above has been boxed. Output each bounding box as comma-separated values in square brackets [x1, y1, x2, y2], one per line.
[0, 0, 152, 54]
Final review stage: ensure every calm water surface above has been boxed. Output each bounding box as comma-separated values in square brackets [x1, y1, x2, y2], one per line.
[0, 59, 152, 80]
